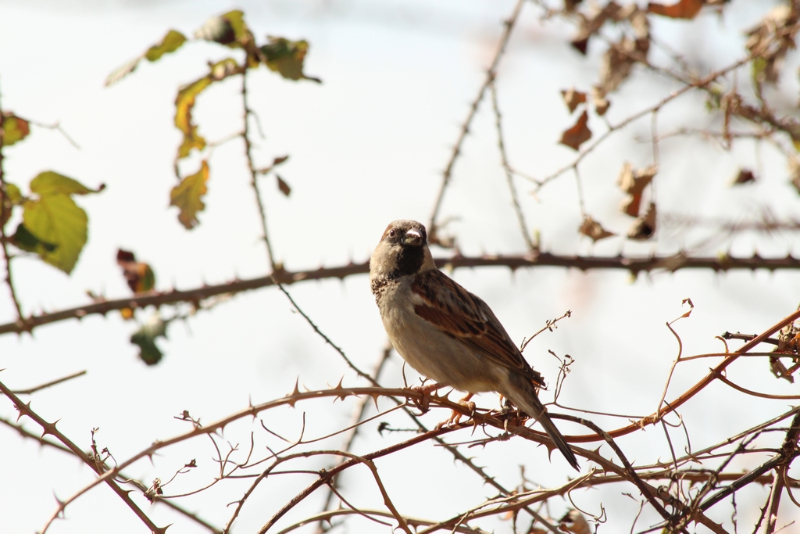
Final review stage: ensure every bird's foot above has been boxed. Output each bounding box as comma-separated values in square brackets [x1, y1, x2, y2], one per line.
[435, 394, 475, 429]
[409, 382, 446, 414]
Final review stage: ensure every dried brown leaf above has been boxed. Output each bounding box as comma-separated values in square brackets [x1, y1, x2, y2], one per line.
[560, 88, 587, 113]
[647, 0, 705, 19]
[732, 168, 756, 185]
[627, 202, 657, 240]
[570, 2, 622, 55]
[598, 40, 636, 95]
[579, 215, 615, 242]
[559, 110, 592, 151]
[276, 174, 291, 197]
[770, 355, 794, 383]
[591, 86, 610, 116]
[618, 163, 657, 217]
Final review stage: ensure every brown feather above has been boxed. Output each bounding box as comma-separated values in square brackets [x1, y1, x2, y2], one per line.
[411, 270, 545, 387]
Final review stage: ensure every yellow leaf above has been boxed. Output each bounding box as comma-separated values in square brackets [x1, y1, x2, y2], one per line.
[174, 77, 212, 158]
[170, 161, 209, 229]
[145, 30, 187, 62]
[2, 113, 30, 146]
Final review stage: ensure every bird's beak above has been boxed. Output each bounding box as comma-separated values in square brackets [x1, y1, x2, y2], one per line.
[403, 229, 423, 246]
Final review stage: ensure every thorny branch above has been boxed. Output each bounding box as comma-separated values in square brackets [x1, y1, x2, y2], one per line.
[2, 250, 798, 335]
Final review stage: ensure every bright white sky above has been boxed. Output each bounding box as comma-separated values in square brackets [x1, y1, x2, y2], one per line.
[1, 0, 798, 532]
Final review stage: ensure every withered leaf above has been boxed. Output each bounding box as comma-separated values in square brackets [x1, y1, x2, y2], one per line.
[627, 202, 657, 240]
[117, 249, 156, 294]
[560, 88, 587, 113]
[732, 168, 756, 185]
[746, 5, 794, 86]
[570, 2, 622, 55]
[2, 112, 31, 146]
[591, 86, 610, 116]
[174, 77, 212, 159]
[579, 215, 615, 242]
[559, 110, 592, 151]
[260, 37, 321, 83]
[769, 355, 795, 383]
[105, 29, 188, 87]
[618, 163, 657, 217]
[648, 0, 705, 20]
[195, 10, 253, 49]
[598, 40, 636, 95]
[170, 161, 209, 229]
[276, 174, 291, 197]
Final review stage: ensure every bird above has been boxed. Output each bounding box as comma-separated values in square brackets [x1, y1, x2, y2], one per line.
[370, 219, 579, 470]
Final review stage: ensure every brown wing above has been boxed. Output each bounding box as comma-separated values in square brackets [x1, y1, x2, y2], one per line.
[410, 270, 544, 387]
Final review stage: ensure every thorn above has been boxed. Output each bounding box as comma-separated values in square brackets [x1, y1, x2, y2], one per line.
[370, 393, 380, 410]
[286, 378, 301, 408]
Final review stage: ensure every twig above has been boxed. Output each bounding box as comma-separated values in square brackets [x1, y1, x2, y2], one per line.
[566, 308, 800, 443]
[9, 370, 86, 395]
[489, 80, 535, 251]
[428, 0, 525, 243]
[242, 71, 277, 271]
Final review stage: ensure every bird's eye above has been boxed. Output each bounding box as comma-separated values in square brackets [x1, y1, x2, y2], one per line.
[388, 229, 396, 238]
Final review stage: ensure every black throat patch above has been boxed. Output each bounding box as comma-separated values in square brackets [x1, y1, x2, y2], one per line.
[390, 245, 424, 279]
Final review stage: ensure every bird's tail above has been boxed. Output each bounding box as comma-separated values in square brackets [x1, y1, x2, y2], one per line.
[536, 409, 579, 470]
[506, 373, 579, 470]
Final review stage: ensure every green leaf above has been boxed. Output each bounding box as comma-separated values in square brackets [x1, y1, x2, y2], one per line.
[2, 113, 31, 146]
[1, 183, 21, 227]
[10, 222, 58, 253]
[4, 183, 21, 205]
[22, 194, 88, 273]
[130, 315, 168, 365]
[170, 160, 209, 229]
[106, 29, 188, 86]
[30, 171, 102, 196]
[260, 37, 321, 82]
[174, 76, 212, 158]
[145, 30, 188, 61]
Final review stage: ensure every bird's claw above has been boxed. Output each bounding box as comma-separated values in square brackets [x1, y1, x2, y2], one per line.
[435, 397, 476, 429]
[410, 383, 444, 413]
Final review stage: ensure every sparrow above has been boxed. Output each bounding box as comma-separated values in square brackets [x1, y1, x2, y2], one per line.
[370, 219, 579, 470]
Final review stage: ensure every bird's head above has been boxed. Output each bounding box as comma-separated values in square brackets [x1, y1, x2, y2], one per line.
[370, 220, 435, 281]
